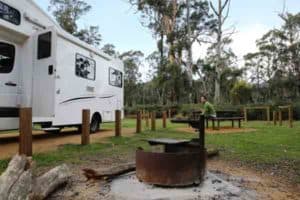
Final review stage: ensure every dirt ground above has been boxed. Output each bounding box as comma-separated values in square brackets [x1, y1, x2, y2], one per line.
[46, 156, 300, 200]
[177, 126, 257, 134]
[0, 128, 135, 159]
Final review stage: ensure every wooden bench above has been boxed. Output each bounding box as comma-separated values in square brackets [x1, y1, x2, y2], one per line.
[206, 111, 244, 130]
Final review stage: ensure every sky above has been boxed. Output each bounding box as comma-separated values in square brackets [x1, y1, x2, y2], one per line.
[34, 0, 300, 77]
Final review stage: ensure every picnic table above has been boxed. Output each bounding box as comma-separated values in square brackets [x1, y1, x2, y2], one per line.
[208, 111, 244, 130]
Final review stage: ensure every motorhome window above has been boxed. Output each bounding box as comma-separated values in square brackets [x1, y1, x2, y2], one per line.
[109, 68, 123, 88]
[38, 32, 52, 59]
[75, 54, 96, 80]
[0, 42, 15, 73]
[0, 1, 21, 25]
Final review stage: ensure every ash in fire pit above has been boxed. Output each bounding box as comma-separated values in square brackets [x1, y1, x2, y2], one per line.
[107, 171, 257, 200]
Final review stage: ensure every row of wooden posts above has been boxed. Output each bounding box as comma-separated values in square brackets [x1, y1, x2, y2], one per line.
[135, 111, 168, 133]
[18, 108, 94, 157]
[18, 108, 168, 157]
[244, 105, 293, 128]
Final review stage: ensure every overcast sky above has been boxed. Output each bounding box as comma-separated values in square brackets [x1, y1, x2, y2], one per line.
[35, 0, 300, 77]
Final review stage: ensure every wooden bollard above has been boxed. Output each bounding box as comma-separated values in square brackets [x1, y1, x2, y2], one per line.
[162, 111, 167, 128]
[136, 111, 142, 133]
[81, 109, 90, 145]
[145, 112, 149, 128]
[273, 111, 277, 125]
[267, 107, 271, 124]
[244, 108, 248, 122]
[151, 112, 156, 131]
[115, 110, 121, 137]
[279, 110, 283, 126]
[289, 106, 293, 128]
[19, 108, 32, 156]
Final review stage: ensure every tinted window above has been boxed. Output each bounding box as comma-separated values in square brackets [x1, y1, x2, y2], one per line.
[38, 32, 51, 59]
[0, 1, 21, 25]
[109, 68, 123, 88]
[75, 54, 96, 80]
[0, 42, 15, 73]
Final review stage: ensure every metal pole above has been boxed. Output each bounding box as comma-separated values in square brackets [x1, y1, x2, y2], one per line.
[199, 115, 205, 149]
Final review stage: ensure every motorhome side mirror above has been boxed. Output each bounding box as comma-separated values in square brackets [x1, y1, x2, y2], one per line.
[48, 65, 54, 75]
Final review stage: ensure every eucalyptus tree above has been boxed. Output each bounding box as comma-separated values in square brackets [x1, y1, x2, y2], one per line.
[129, 0, 215, 104]
[101, 44, 118, 57]
[49, 0, 102, 46]
[208, 0, 234, 103]
[120, 51, 144, 106]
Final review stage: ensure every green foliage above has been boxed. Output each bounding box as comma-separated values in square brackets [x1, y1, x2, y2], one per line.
[49, 0, 101, 46]
[244, 12, 300, 103]
[101, 44, 117, 56]
[74, 26, 102, 46]
[230, 81, 252, 104]
[120, 51, 144, 107]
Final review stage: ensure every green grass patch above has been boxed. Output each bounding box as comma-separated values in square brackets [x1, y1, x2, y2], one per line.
[0, 119, 299, 183]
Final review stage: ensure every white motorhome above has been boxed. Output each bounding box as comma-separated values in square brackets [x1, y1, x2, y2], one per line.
[0, 0, 124, 132]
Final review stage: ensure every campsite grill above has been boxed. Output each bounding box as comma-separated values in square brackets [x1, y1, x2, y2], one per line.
[136, 115, 207, 187]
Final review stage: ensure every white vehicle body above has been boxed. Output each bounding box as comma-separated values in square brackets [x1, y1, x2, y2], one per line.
[0, 0, 124, 130]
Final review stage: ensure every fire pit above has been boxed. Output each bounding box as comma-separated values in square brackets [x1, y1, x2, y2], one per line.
[136, 115, 207, 187]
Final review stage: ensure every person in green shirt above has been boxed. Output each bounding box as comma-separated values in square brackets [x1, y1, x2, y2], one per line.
[200, 95, 216, 118]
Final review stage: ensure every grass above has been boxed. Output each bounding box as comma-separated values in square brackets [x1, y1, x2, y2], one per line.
[0, 118, 299, 183]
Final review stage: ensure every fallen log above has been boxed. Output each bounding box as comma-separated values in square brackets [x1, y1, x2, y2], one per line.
[32, 164, 71, 200]
[0, 155, 71, 200]
[0, 155, 30, 200]
[83, 162, 136, 181]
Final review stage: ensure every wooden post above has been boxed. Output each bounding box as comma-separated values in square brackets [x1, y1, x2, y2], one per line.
[267, 107, 270, 124]
[162, 111, 167, 128]
[115, 110, 121, 137]
[168, 109, 171, 118]
[81, 109, 90, 145]
[244, 108, 248, 122]
[145, 112, 149, 128]
[136, 111, 142, 133]
[19, 108, 32, 156]
[273, 111, 277, 126]
[289, 106, 293, 128]
[279, 110, 283, 126]
[151, 112, 156, 131]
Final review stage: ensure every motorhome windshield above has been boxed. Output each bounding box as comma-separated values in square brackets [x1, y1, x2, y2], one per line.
[0, 1, 21, 25]
[0, 42, 15, 73]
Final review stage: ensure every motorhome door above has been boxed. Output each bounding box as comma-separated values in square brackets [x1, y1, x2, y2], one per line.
[33, 29, 56, 118]
[0, 41, 20, 112]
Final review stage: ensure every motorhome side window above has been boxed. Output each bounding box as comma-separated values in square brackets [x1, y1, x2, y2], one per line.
[109, 68, 123, 88]
[0, 42, 15, 73]
[38, 32, 52, 59]
[0, 1, 21, 25]
[75, 54, 96, 80]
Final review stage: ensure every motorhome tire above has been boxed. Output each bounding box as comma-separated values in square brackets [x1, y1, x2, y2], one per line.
[44, 128, 61, 134]
[90, 114, 101, 133]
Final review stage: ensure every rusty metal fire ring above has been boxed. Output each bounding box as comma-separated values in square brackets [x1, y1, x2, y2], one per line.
[136, 149, 207, 187]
